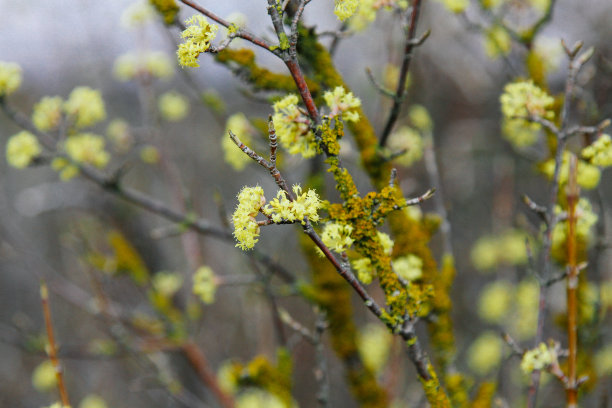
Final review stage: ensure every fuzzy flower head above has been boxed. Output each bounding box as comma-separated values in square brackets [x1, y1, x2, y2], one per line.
[177, 15, 218, 67]
[64, 87, 106, 129]
[512, 279, 539, 340]
[114, 51, 174, 81]
[32, 96, 63, 132]
[0, 61, 22, 97]
[158, 91, 189, 121]
[152, 272, 183, 297]
[357, 324, 393, 373]
[6, 131, 42, 169]
[107, 119, 133, 153]
[334, 0, 359, 21]
[193, 265, 217, 304]
[79, 394, 108, 408]
[540, 151, 601, 190]
[502, 118, 541, 148]
[387, 126, 424, 167]
[272, 94, 316, 158]
[377, 231, 394, 255]
[263, 184, 322, 224]
[551, 198, 598, 263]
[223, 113, 255, 171]
[121, 1, 156, 28]
[232, 186, 266, 250]
[353, 258, 374, 284]
[500, 80, 554, 121]
[436, 0, 468, 13]
[467, 331, 503, 375]
[321, 222, 354, 253]
[520, 343, 555, 374]
[324, 86, 361, 123]
[64, 133, 110, 169]
[484, 25, 512, 58]
[408, 105, 433, 132]
[478, 280, 513, 323]
[32, 360, 57, 392]
[582, 134, 612, 167]
[393, 254, 423, 281]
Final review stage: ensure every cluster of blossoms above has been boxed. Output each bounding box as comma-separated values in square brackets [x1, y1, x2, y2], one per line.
[321, 222, 354, 253]
[334, 0, 360, 21]
[272, 94, 317, 158]
[477, 278, 539, 340]
[232, 185, 322, 250]
[32, 96, 63, 132]
[158, 91, 190, 121]
[470, 228, 531, 271]
[113, 51, 174, 81]
[520, 343, 556, 374]
[467, 331, 504, 375]
[357, 324, 393, 373]
[177, 15, 218, 68]
[393, 254, 423, 281]
[120, 0, 156, 28]
[484, 25, 512, 58]
[351, 232, 394, 284]
[323, 86, 361, 123]
[193, 265, 218, 304]
[436, 0, 468, 14]
[582, 134, 612, 167]
[387, 126, 424, 167]
[63, 86, 107, 129]
[152, 272, 183, 297]
[6, 131, 42, 169]
[0, 61, 22, 97]
[223, 113, 256, 171]
[540, 151, 601, 190]
[500, 80, 555, 148]
[107, 119, 133, 153]
[551, 198, 598, 260]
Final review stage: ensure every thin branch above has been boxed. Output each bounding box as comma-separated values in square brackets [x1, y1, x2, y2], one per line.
[379, 0, 426, 147]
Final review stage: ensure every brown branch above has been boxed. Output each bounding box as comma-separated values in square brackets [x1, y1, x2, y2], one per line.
[379, 0, 426, 147]
[40, 281, 71, 407]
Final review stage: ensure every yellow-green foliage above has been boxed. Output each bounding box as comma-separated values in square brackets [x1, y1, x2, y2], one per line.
[149, 0, 179, 25]
[215, 48, 320, 96]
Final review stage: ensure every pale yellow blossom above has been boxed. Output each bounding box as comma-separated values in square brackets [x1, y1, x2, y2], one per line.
[32, 96, 63, 132]
[64, 87, 106, 129]
[177, 15, 218, 67]
[193, 265, 217, 304]
[6, 131, 41, 168]
[0, 61, 22, 97]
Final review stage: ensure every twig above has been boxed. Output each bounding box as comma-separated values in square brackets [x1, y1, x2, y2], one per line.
[379, 0, 426, 147]
[40, 281, 71, 407]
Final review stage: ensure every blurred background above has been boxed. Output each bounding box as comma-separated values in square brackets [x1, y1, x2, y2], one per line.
[1, 0, 612, 407]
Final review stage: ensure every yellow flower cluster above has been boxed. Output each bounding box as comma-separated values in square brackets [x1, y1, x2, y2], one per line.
[6, 131, 42, 168]
[352, 232, 394, 284]
[436, 0, 469, 13]
[323, 86, 361, 123]
[32, 96, 63, 132]
[501, 80, 554, 121]
[470, 228, 530, 271]
[193, 265, 217, 304]
[233, 186, 266, 250]
[64, 87, 107, 129]
[357, 324, 393, 373]
[334, 0, 359, 21]
[408, 104, 433, 132]
[223, 113, 254, 171]
[152, 272, 183, 297]
[540, 151, 601, 189]
[520, 343, 555, 374]
[478, 280, 513, 323]
[582, 134, 612, 167]
[272, 94, 316, 158]
[502, 118, 540, 148]
[158, 91, 189, 121]
[0, 61, 22, 97]
[232, 185, 322, 250]
[387, 126, 424, 167]
[107, 119, 133, 153]
[393, 254, 423, 281]
[484, 25, 512, 59]
[53, 133, 110, 180]
[177, 15, 218, 68]
[32, 360, 57, 391]
[467, 331, 503, 375]
[121, 0, 156, 28]
[235, 390, 285, 408]
[114, 51, 174, 81]
[263, 185, 322, 224]
[551, 198, 598, 258]
[321, 222, 354, 253]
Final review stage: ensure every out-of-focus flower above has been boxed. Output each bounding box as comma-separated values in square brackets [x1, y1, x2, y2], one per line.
[6, 131, 42, 168]
[64, 133, 110, 168]
[235, 389, 285, 408]
[153, 272, 183, 296]
[357, 324, 393, 373]
[334, 0, 359, 21]
[193, 265, 217, 304]
[158, 91, 189, 121]
[408, 105, 433, 132]
[484, 25, 512, 58]
[107, 119, 133, 153]
[387, 126, 423, 167]
[32, 96, 63, 132]
[0, 61, 22, 97]
[140, 145, 160, 164]
[79, 394, 108, 408]
[353, 257, 375, 284]
[32, 360, 57, 392]
[471, 229, 531, 272]
[478, 280, 514, 323]
[121, 0, 156, 28]
[393, 254, 423, 281]
[114, 51, 174, 81]
[540, 152, 601, 190]
[512, 279, 539, 340]
[64, 87, 106, 129]
[436, 0, 468, 14]
[467, 331, 503, 375]
[582, 134, 612, 167]
[223, 113, 255, 171]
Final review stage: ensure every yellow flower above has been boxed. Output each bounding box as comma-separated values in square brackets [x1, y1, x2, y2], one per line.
[114, 52, 174, 81]
[64, 133, 110, 168]
[321, 222, 354, 253]
[582, 134, 612, 167]
[193, 265, 217, 304]
[106, 119, 133, 153]
[263, 184, 322, 224]
[32, 96, 63, 131]
[540, 151, 601, 190]
[272, 94, 316, 158]
[478, 280, 514, 323]
[594, 343, 612, 377]
[6, 131, 42, 168]
[528, 0, 551, 13]
[500, 80, 554, 121]
[471, 229, 531, 271]
[236, 390, 285, 408]
[393, 254, 423, 281]
[152, 272, 183, 296]
[387, 126, 424, 167]
[377, 231, 394, 255]
[158, 91, 189, 121]
[32, 360, 57, 392]
[408, 105, 433, 132]
[121, 0, 156, 28]
[177, 15, 218, 67]
[149, 0, 180, 25]
[551, 198, 598, 261]
[323, 86, 361, 123]
[484, 25, 512, 58]
[223, 113, 254, 171]
[79, 394, 108, 408]
[512, 279, 539, 340]
[140, 145, 160, 164]
[64, 87, 106, 129]
[334, 0, 359, 21]
[467, 331, 503, 375]
[502, 118, 541, 148]
[357, 324, 393, 373]
[52, 158, 80, 181]
[353, 258, 374, 284]
[0, 61, 22, 97]
[436, 0, 468, 13]
[232, 186, 266, 250]
[520, 343, 555, 374]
